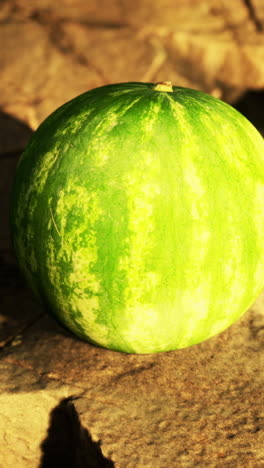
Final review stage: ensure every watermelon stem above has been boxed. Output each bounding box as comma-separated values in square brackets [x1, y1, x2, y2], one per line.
[153, 81, 173, 92]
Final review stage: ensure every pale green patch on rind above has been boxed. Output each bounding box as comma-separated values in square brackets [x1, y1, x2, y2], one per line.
[45, 182, 111, 347]
[115, 148, 161, 345]
[12, 150, 60, 298]
[142, 99, 166, 133]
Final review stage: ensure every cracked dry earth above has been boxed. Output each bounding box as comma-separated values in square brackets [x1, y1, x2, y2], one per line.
[1, 1, 264, 466]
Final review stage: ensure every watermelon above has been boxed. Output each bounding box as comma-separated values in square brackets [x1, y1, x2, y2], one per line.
[10, 81, 264, 353]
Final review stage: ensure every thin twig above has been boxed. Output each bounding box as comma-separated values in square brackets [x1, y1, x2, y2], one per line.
[49, 207, 60, 236]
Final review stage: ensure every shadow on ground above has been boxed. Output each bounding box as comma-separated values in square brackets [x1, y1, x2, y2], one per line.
[234, 90, 264, 135]
[39, 397, 115, 468]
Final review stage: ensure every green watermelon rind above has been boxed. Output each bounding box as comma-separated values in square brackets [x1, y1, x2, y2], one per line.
[10, 82, 264, 353]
